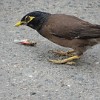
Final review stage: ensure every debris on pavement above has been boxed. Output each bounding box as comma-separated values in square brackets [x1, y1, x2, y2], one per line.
[14, 39, 37, 46]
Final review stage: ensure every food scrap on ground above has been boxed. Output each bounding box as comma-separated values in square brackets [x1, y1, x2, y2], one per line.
[14, 39, 37, 46]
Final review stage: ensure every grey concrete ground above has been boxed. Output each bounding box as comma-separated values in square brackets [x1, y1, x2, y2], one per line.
[0, 0, 100, 100]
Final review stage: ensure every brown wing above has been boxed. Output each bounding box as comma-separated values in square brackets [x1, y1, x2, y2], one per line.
[76, 25, 100, 39]
[46, 14, 100, 40]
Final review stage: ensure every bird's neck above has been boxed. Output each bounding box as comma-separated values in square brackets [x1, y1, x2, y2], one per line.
[36, 13, 50, 31]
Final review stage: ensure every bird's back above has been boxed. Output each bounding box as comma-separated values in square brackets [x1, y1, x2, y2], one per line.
[42, 14, 100, 40]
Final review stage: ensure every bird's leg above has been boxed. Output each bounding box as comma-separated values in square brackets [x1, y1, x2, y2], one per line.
[49, 50, 75, 57]
[67, 50, 75, 54]
[49, 50, 68, 56]
[49, 55, 80, 64]
[66, 50, 75, 57]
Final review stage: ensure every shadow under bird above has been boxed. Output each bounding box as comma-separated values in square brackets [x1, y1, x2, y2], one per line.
[15, 11, 100, 64]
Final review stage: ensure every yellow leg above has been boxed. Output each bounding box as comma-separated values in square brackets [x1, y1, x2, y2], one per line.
[49, 55, 80, 64]
[67, 50, 75, 54]
[49, 50, 75, 56]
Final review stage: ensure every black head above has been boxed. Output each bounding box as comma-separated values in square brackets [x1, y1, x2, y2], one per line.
[15, 11, 50, 30]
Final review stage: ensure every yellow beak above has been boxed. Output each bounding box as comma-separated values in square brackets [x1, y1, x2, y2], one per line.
[15, 21, 24, 27]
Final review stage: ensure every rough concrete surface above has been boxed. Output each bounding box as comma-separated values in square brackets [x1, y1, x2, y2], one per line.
[0, 0, 100, 100]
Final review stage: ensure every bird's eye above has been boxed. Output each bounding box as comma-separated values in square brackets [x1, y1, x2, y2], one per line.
[25, 16, 30, 22]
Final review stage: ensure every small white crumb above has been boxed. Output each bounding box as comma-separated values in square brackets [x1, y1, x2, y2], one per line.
[55, 89, 59, 92]
[95, 62, 99, 64]
[28, 75, 33, 78]
[67, 85, 71, 87]
[42, 95, 45, 97]
[1, 59, 5, 62]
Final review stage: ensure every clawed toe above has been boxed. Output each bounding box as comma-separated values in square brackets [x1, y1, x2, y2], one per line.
[48, 55, 80, 64]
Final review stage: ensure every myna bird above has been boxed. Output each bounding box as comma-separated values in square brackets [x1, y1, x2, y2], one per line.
[15, 11, 100, 64]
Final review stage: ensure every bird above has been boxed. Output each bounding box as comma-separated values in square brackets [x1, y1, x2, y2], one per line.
[15, 11, 100, 64]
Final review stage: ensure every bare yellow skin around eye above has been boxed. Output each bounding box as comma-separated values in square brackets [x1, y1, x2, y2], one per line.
[15, 16, 35, 27]
[25, 16, 35, 23]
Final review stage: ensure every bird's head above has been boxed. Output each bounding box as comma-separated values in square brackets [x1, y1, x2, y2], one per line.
[15, 11, 50, 30]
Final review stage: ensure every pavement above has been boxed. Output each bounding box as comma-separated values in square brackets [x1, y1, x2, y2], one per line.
[0, 0, 100, 100]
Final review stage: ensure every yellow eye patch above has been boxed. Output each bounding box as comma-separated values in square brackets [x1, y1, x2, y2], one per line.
[15, 16, 35, 27]
[25, 16, 35, 23]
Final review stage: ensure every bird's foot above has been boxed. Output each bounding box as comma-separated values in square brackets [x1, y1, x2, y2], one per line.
[49, 55, 80, 64]
[49, 50, 75, 57]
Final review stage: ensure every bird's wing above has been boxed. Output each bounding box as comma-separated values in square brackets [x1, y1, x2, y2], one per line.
[44, 14, 100, 40]
[76, 25, 100, 39]
[51, 25, 100, 40]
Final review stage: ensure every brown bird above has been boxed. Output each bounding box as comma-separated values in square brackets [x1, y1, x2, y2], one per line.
[15, 11, 100, 64]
